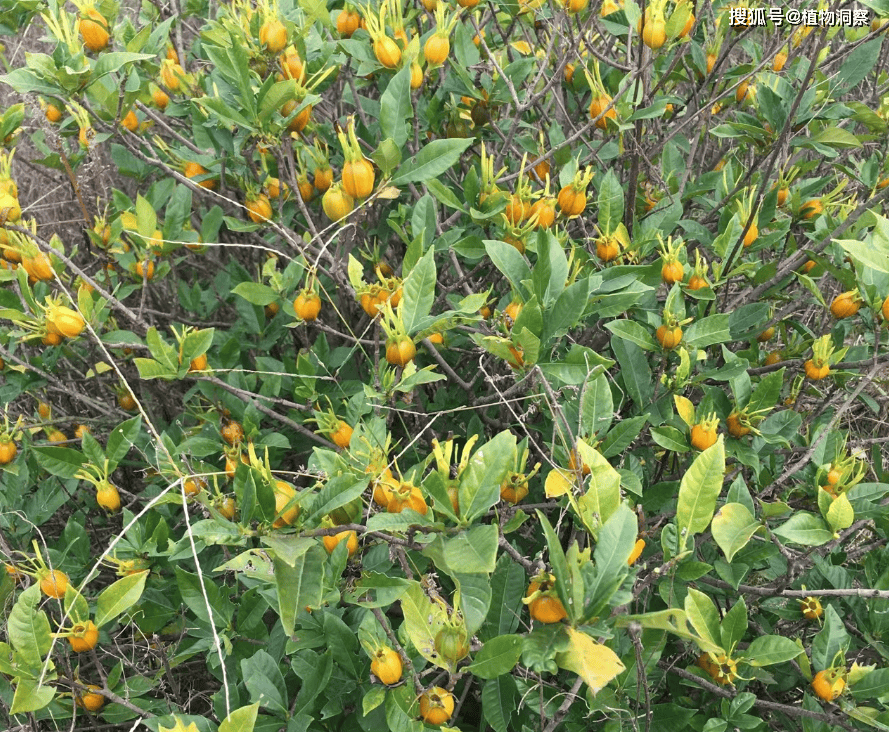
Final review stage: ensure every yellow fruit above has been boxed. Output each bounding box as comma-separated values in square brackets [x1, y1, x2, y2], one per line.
[40, 569, 69, 599]
[79, 7, 110, 52]
[75, 684, 105, 712]
[418, 687, 455, 726]
[96, 482, 121, 511]
[273, 480, 300, 528]
[68, 620, 100, 652]
[812, 669, 845, 701]
[322, 529, 359, 556]
[259, 18, 288, 53]
[371, 647, 403, 684]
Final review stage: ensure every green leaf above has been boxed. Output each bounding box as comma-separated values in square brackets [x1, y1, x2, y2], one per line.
[466, 635, 523, 679]
[809, 126, 862, 150]
[675, 437, 725, 549]
[7, 585, 51, 667]
[232, 282, 279, 306]
[604, 319, 657, 350]
[835, 40, 881, 92]
[537, 511, 573, 619]
[743, 635, 803, 667]
[825, 492, 854, 532]
[219, 702, 261, 732]
[720, 597, 747, 654]
[812, 605, 849, 672]
[30, 446, 85, 479]
[484, 239, 532, 294]
[241, 649, 287, 715]
[650, 426, 689, 453]
[453, 572, 492, 636]
[615, 609, 722, 653]
[400, 246, 436, 336]
[711, 503, 760, 561]
[835, 238, 889, 273]
[362, 687, 387, 716]
[400, 581, 450, 671]
[684, 588, 723, 653]
[380, 66, 411, 148]
[106, 416, 141, 470]
[95, 571, 148, 628]
[597, 170, 624, 236]
[274, 546, 325, 636]
[10, 679, 55, 715]
[443, 525, 498, 574]
[460, 431, 516, 522]
[482, 675, 517, 732]
[391, 139, 473, 185]
[773, 512, 833, 546]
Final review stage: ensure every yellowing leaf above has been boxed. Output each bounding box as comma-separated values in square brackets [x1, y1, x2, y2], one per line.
[674, 395, 695, 428]
[400, 582, 450, 671]
[376, 186, 401, 199]
[555, 627, 625, 695]
[510, 40, 532, 55]
[545, 468, 573, 497]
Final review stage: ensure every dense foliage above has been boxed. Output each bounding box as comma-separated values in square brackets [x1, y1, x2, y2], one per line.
[2, 1, 889, 731]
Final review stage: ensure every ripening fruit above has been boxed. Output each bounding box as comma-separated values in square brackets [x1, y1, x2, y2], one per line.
[764, 351, 781, 366]
[222, 421, 244, 446]
[505, 195, 530, 225]
[418, 687, 455, 726]
[687, 274, 708, 290]
[830, 291, 861, 319]
[281, 99, 312, 132]
[386, 336, 416, 367]
[370, 647, 403, 685]
[40, 569, 69, 599]
[47, 305, 86, 338]
[153, 87, 170, 109]
[218, 496, 237, 519]
[184, 477, 204, 496]
[259, 18, 288, 53]
[387, 482, 428, 515]
[690, 423, 719, 450]
[337, 8, 361, 37]
[628, 538, 645, 565]
[527, 586, 568, 624]
[272, 480, 301, 528]
[322, 183, 355, 221]
[529, 198, 556, 229]
[331, 420, 353, 449]
[79, 6, 110, 53]
[48, 429, 67, 443]
[0, 192, 21, 223]
[799, 596, 823, 620]
[189, 353, 208, 373]
[424, 35, 450, 66]
[557, 186, 586, 217]
[812, 670, 845, 702]
[38, 401, 51, 419]
[596, 236, 620, 262]
[45, 102, 63, 123]
[776, 184, 789, 206]
[656, 324, 682, 349]
[342, 158, 375, 199]
[726, 411, 750, 438]
[160, 61, 185, 91]
[661, 260, 684, 284]
[640, 11, 667, 49]
[121, 110, 138, 131]
[882, 297, 889, 322]
[294, 292, 322, 321]
[801, 199, 823, 219]
[589, 95, 617, 129]
[735, 79, 750, 103]
[499, 476, 529, 504]
[706, 52, 716, 74]
[96, 481, 121, 511]
[679, 11, 695, 37]
[68, 620, 100, 652]
[75, 685, 105, 712]
[743, 221, 758, 247]
[184, 161, 216, 190]
[773, 52, 787, 72]
[313, 166, 333, 192]
[322, 529, 359, 556]
[375, 36, 402, 69]
[134, 259, 155, 281]
[600, 0, 620, 15]
[0, 438, 17, 464]
[246, 193, 272, 223]
[804, 359, 830, 380]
